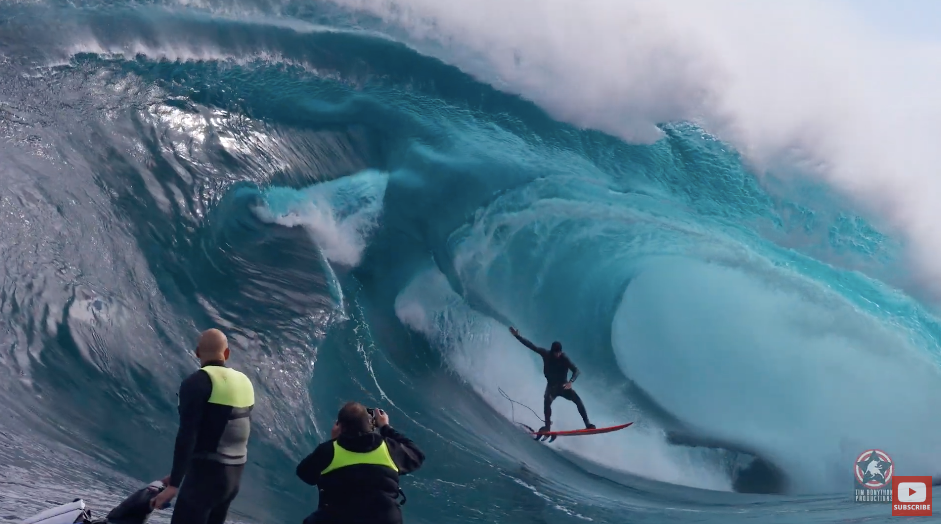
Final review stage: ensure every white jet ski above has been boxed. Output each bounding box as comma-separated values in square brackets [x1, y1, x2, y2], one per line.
[20, 479, 169, 524]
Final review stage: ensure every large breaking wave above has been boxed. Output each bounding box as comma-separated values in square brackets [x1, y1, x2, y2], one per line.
[2, 1, 941, 523]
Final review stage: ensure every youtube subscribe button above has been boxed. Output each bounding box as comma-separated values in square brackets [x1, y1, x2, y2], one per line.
[892, 476, 932, 516]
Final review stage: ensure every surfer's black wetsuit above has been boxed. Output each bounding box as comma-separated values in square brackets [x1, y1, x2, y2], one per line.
[511, 333, 593, 430]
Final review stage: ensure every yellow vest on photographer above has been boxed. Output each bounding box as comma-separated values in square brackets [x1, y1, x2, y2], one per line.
[321, 440, 399, 475]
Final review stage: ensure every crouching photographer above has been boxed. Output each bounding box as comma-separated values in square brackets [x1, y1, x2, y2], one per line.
[296, 401, 426, 524]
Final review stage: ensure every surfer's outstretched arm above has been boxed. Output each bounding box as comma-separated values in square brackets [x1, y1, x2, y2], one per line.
[509, 327, 548, 356]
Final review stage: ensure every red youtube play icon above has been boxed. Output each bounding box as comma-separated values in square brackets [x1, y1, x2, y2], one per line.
[893, 476, 932, 516]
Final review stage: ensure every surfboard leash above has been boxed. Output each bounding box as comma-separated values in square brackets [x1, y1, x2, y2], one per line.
[498, 387, 544, 426]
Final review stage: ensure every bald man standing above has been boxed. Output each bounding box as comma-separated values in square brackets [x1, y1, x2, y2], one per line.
[151, 329, 256, 524]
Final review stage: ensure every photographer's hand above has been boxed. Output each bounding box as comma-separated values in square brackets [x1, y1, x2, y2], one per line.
[374, 408, 390, 428]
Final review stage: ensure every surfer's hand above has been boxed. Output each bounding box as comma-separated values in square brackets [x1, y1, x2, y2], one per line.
[562, 382, 572, 390]
[151, 485, 177, 509]
[159, 475, 170, 486]
[374, 408, 390, 428]
[509, 327, 519, 337]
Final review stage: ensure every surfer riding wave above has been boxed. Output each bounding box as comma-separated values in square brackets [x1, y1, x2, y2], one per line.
[509, 327, 595, 433]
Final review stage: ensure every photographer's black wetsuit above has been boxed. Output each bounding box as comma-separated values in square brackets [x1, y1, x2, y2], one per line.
[511, 333, 593, 430]
[296, 425, 425, 524]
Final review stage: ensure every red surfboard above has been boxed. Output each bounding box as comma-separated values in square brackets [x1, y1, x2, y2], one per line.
[519, 422, 633, 442]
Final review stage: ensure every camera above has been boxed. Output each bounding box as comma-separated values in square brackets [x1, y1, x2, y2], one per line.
[365, 407, 383, 431]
